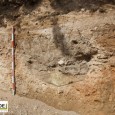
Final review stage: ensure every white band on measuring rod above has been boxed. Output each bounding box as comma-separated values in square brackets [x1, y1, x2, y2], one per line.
[12, 76, 15, 83]
[12, 49, 14, 56]
[12, 62, 14, 69]
[12, 90, 15, 96]
[12, 33, 14, 41]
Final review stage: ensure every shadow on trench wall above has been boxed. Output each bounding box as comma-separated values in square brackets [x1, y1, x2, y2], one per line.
[0, 0, 115, 24]
[52, 18, 71, 56]
[50, 0, 115, 13]
[0, 0, 43, 23]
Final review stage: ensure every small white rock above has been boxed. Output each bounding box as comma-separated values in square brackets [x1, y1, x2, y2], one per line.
[94, 27, 98, 30]
[81, 8, 85, 12]
[58, 60, 64, 65]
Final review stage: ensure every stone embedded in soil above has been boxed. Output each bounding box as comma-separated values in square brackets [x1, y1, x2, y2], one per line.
[58, 59, 65, 65]
[47, 70, 78, 86]
[109, 56, 115, 67]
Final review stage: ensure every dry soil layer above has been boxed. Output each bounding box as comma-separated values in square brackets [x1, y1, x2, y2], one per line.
[0, 1, 115, 115]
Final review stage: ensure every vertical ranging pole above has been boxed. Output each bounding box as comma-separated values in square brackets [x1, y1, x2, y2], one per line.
[12, 26, 15, 95]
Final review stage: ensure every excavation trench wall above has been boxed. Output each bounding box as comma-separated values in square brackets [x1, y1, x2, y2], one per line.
[0, 0, 115, 115]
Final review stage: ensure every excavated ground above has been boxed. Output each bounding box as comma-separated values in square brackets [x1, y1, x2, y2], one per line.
[0, 0, 115, 115]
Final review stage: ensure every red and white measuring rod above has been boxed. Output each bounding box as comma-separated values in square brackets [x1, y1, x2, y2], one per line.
[12, 26, 16, 95]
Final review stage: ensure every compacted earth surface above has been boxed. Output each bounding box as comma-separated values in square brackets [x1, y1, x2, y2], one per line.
[0, 0, 115, 115]
[0, 90, 78, 115]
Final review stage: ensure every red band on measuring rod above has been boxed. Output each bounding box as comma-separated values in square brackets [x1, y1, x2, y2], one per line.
[12, 83, 15, 90]
[12, 41, 15, 48]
